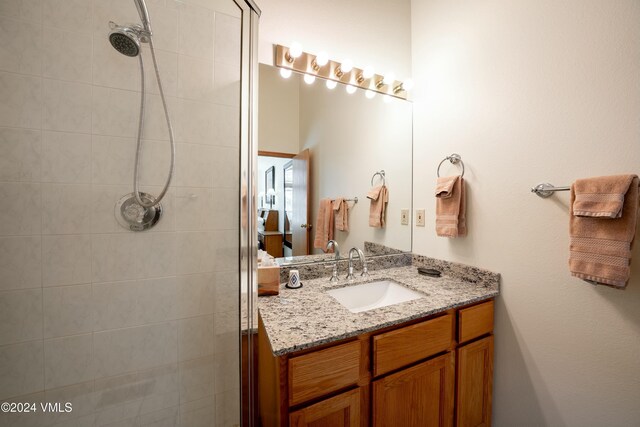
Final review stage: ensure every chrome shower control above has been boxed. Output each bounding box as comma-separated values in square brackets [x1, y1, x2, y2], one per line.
[115, 192, 162, 231]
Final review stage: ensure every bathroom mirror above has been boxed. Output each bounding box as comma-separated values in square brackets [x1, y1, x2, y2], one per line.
[258, 64, 413, 262]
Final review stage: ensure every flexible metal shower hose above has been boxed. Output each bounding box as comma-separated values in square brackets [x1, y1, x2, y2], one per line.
[133, 37, 175, 208]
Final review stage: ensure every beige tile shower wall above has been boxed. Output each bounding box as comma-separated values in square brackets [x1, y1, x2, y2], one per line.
[0, 0, 241, 426]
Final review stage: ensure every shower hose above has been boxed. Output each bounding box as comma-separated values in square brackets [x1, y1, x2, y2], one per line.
[134, 37, 175, 208]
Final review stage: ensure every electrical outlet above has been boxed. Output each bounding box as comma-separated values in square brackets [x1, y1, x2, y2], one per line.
[416, 209, 425, 227]
[400, 209, 409, 225]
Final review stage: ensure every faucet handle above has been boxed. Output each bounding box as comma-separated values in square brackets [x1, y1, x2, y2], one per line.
[346, 264, 355, 280]
[361, 260, 369, 277]
[325, 262, 339, 282]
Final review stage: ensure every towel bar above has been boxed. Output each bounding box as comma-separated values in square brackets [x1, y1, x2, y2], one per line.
[437, 154, 465, 177]
[531, 183, 570, 198]
[371, 170, 386, 186]
[331, 197, 358, 204]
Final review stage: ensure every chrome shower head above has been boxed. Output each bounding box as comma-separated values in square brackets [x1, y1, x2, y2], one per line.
[109, 24, 141, 57]
[108, 0, 153, 58]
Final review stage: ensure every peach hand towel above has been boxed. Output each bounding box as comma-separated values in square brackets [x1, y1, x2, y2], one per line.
[333, 198, 349, 232]
[367, 185, 389, 228]
[573, 174, 637, 218]
[313, 198, 335, 252]
[569, 175, 639, 289]
[435, 176, 467, 237]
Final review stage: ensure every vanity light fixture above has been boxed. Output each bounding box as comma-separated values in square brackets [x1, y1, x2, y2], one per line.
[312, 51, 329, 71]
[285, 41, 302, 63]
[274, 44, 409, 100]
[335, 59, 353, 78]
[383, 73, 396, 85]
[393, 78, 414, 94]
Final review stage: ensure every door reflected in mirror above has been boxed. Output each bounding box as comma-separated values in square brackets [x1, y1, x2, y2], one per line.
[258, 64, 413, 264]
[283, 160, 293, 252]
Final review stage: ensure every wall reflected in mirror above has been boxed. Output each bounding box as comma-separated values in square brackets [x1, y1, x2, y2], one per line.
[258, 64, 413, 264]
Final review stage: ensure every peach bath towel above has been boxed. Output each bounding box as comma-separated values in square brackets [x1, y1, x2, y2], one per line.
[313, 198, 335, 252]
[367, 186, 389, 228]
[435, 175, 467, 237]
[333, 198, 349, 232]
[569, 175, 639, 289]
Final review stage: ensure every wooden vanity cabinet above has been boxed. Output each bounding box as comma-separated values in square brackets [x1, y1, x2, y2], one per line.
[373, 352, 455, 427]
[258, 299, 494, 427]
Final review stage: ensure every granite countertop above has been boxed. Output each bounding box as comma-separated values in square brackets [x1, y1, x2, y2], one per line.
[259, 264, 500, 356]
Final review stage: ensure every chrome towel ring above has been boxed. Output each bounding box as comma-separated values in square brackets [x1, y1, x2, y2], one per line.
[371, 170, 386, 186]
[437, 154, 465, 177]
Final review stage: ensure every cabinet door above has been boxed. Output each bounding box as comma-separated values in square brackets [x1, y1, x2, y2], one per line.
[456, 335, 493, 427]
[373, 352, 454, 427]
[290, 387, 361, 427]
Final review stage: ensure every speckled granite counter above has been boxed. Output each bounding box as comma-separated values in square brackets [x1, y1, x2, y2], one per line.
[259, 262, 500, 356]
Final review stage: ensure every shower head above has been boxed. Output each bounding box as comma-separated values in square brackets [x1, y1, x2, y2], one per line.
[108, 0, 153, 57]
[109, 24, 142, 57]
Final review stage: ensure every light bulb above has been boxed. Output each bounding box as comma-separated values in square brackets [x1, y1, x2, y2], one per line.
[362, 66, 374, 79]
[315, 51, 329, 67]
[325, 80, 337, 90]
[383, 73, 396, 85]
[346, 85, 357, 95]
[365, 90, 376, 99]
[341, 59, 353, 73]
[289, 42, 302, 58]
[303, 74, 316, 84]
[383, 95, 392, 103]
[279, 68, 292, 79]
[403, 78, 414, 90]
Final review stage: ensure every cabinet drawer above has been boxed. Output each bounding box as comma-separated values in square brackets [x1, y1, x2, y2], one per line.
[290, 387, 361, 427]
[458, 300, 494, 344]
[373, 314, 453, 377]
[289, 341, 361, 406]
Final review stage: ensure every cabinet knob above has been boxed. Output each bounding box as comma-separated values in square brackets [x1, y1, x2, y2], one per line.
[301, 223, 312, 229]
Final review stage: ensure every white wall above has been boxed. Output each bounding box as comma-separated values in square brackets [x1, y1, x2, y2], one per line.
[411, 1, 640, 425]
[258, 64, 299, 153]
[257, 0, 412, 80]
[0, 1, 242, 425]
[299, 79, 413, 253]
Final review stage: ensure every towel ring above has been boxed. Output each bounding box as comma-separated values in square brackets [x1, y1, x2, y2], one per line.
[371, 170, 386, 186]
[437, 154, 465, 177]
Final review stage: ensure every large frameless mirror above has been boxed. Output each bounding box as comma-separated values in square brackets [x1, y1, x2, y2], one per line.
[257, 64, 413, 265]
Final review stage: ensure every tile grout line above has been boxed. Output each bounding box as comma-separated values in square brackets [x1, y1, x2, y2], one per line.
[90, 0, 97, 398]
[39, 1, 46, 396]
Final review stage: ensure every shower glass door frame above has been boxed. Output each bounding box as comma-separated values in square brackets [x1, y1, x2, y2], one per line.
[238, 0, 260, 426]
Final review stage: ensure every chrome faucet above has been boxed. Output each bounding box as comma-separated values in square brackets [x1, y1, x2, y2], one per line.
[326, 240, 340, 259]
[346, 247, 369, 280]
[325, 240, 340, 282]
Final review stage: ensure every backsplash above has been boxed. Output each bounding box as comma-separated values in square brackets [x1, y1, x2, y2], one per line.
[412, 255, 501, 289]
[278, 252, 412, 284]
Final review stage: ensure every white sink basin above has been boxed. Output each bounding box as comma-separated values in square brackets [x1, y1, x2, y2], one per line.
[326, 280, 425, 313]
